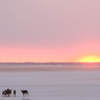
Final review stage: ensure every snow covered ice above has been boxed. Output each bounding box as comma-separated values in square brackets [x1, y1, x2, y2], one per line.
[0, 65, 100, 100]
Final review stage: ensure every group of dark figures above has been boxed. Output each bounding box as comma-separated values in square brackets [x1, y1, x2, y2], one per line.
[2, 88, 29, 97]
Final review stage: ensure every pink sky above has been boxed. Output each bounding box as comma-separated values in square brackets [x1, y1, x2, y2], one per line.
[0, 0, 100, 62]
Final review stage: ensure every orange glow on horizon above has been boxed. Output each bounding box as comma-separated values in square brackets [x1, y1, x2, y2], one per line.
[76, 56, 100, 62]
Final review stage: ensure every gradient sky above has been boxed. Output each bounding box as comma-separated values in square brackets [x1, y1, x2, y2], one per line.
[0, 0, 100, 62]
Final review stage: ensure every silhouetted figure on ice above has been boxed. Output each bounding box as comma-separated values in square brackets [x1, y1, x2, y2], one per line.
[2, 90, 7, 97]
[6, 88, 12, 97]
[2, 88, 12, 97]
[20, 89, 29, 96]
[13, 90, 16, 96]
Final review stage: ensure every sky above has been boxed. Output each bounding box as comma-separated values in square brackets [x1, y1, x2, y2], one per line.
[0, 0, 100, 62]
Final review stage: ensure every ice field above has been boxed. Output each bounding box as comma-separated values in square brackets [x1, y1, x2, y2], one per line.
[0, 69, 100, 100]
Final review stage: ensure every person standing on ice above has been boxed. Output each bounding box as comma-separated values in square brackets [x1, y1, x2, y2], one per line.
[13, 90, 16, 97]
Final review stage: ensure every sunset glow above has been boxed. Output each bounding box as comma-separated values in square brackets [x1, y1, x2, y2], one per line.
[0, 1, 100, 63]
[77, 56, 100, 62]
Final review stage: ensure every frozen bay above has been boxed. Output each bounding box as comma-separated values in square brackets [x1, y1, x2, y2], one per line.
[0, 69, 100, 100]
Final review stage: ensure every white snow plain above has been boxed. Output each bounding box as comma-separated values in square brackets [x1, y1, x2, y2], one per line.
[0, 70, 100, 100]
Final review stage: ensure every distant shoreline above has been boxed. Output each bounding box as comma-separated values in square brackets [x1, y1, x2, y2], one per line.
[0, 62, 100, 71]
[0, 62, 100, 65]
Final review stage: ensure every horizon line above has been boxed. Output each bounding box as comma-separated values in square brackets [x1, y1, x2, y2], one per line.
[0, 62, 100, 63]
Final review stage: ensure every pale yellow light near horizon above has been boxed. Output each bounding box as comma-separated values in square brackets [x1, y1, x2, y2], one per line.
[76, 56, 100, 62]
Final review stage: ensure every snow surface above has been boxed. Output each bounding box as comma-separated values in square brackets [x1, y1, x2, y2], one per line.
[0, 70, 100, 100]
